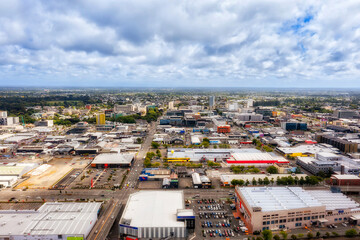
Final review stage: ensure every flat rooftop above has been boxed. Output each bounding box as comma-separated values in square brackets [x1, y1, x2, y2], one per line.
[307, 190, 359, 211]
[92, 153, 134, 164]
[237, 187, 323, 212]
[0, 202, 101, 236]
[120, 191, 186, 228]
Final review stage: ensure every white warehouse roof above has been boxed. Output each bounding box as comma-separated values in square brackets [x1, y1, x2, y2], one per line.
[238, 187, 323, 212]
[92, 153, 134, 164]
[0, 202, 101, 237]
[307, 190, 359, 211]
[120, 191, 186, 228]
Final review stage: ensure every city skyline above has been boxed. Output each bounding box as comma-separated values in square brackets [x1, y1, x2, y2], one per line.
[0, 0, 360, 87]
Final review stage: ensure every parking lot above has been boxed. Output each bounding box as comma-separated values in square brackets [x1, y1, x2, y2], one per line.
[188, 193, 249, 239]
[70, 167, 127, 189]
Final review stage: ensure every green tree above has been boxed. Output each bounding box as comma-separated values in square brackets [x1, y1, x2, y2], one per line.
[262, 229, 272, 240]
[273, 235, 280, 240]
[307, 232, 313, 239]
[258, 178, 264, 185]
[315, 231, 320, 238]
[345, 229, 357, 238]
[263, 177, 270, 186]
[266, 166, 278, 174]
[252, 177, 257, 186]
[151, 141, 160, 149]
[280, 231, 288, 240]
[290, 234, 297, 240]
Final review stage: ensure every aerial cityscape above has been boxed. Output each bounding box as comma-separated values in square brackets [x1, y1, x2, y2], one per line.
[1, 1, 360, 240]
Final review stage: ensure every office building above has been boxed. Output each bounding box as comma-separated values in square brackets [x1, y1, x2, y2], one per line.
[114, 104, 134, 113]
[333, 110, 359, 119]
[96, 113, 106, 125]
[119, 191, 194, 239]
[281, 122, 307, 131]
[315, 134, 358, 153]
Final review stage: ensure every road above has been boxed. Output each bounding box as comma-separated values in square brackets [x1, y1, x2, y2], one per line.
[87, 121, 158, 240]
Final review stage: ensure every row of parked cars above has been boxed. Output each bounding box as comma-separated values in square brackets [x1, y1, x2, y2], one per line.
[199, 212, 228, 219]
[202, 220, 232, 228]
[197, 198, 218, 204]
[198, 204, 224, 211]
[202, 229, 235, 238]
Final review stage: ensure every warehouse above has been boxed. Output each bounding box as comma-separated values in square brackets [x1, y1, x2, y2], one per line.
[119, 191, 194, 239]
[277, 144, 339, 157]
[0, 202, 101, 239]
[167, 148, 259, 162]
[91, 153, 135, 168]
[235, 186, 360, 232]
[226, 152, 289, 166]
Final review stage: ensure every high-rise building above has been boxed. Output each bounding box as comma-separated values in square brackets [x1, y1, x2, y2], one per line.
[168, 101, 175, 110]
[96, 113, 106, 125]
[209, 96, 215, 109]
[247, 99, 254, 108]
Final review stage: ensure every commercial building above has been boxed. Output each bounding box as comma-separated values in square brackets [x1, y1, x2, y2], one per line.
[226, 152, 289, 166]
[34, 120, 54, 127]
[96, 113, 106, 125]
[333, 110, 358, 119]
[281, 122, 307, 131]
[235, 186, 360, 232]
[119, 191, 194, 239]
[315, 134, 358, 153]
[167, 148, 260, 162]
[0, 202, 101, 239]
[277, 144, 339, 158]
[296, 157, 336, 175]
[139, 168, 171, 181]
[329, 175, 360, 186]
[91, 153, 135, 168]
[236, 113, 263, 122]
[114, 104, 134, 113]
[217, 125, 231, 133]
[191, 172, 211, 188]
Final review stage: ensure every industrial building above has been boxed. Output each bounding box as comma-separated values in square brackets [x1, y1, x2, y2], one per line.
[276, 144, 339, 157]
[235, 186, 360, 232]
[192, 172, 211, 188]
[119, 191, 194, 239]
[167, 148, 261, 162]
[139, 168, 171, 181]
[226, 152, 289, 166]
[0, 202, 101, 239]
[91, 153, 135, 168]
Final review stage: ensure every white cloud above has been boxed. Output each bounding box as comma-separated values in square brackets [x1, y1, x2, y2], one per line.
[0, 0, 359, 87]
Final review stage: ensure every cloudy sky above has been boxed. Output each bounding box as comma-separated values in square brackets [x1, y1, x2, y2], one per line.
[0, 0, 360, 88]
